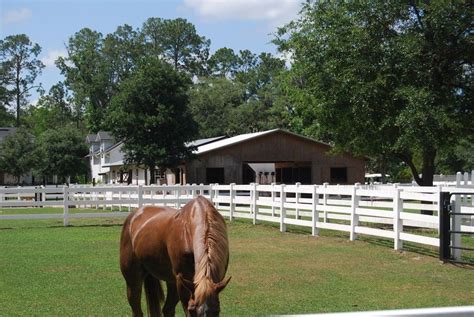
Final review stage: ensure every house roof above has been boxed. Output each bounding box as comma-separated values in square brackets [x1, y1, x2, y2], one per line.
[96, 131, 113, 142]
[194, 128, 333, 155]
[85, 134, 97, 143]
[102, 160, 124, 167]
[104, 141, 123, 153]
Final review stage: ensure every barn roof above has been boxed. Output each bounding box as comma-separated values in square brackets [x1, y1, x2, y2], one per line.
[186, 136, 227, 148]
[193, 129, 331, 155]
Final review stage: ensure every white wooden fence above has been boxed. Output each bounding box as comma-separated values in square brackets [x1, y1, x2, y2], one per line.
[2, 180, 474, 253]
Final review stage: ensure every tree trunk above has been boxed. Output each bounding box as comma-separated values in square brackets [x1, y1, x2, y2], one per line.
[400, 150, 436, 215]
[15, 58, 21, 127]
[149, 165, 155, 185]
[419, 150, 436, 215]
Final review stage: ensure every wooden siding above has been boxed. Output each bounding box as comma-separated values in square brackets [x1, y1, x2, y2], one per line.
[186, 130, 365, 184]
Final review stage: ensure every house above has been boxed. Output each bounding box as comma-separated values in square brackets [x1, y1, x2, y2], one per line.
[0, 127, 33, 185]
[87, 129, 365, 185]
[86, 132, 178, 185]
[186, 129, 365, 185]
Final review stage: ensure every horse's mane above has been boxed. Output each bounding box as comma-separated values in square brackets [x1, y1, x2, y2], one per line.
[192, 197, 229, 304]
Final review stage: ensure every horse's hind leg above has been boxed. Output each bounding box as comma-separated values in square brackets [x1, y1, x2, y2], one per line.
[125, 272, 144, 317]
[144, 274, 164, 317]
[162, 282, 179, 317]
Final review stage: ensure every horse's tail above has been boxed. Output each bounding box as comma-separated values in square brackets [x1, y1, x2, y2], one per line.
[144, 274, 164, 317]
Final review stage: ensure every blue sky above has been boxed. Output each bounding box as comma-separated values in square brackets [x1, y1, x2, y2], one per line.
[1, 0, 301, 103]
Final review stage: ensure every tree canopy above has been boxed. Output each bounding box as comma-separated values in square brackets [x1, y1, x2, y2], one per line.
[276, 0, 473, 185]
[0, 34, 44, 127]
[34, 126, 89, 184]
[106, 57, 198, 183]
[0, 128, 35, 184]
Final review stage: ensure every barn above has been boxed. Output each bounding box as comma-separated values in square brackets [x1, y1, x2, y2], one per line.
[185, 129, 365, 185]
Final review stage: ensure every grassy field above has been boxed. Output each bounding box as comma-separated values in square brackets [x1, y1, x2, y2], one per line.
[1, 209, 474, 316]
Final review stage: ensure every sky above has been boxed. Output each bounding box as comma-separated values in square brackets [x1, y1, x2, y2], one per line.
[0, 0, 302, 104]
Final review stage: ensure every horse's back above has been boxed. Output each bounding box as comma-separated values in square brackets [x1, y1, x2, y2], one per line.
[129, 206, 177, 251]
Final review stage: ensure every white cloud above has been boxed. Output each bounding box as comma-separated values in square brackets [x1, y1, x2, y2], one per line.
[276, 50, 294, 67]
[41, 49, 68, 68]
[30, 98, 39, 107]
[183, 0, 300, 27]
[2, 7, 32, 25]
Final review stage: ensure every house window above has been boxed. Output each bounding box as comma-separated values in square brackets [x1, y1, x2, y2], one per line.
[93, 156, 100, 164]
[330, 167, 348, 183]
[206, 168, 225, 184]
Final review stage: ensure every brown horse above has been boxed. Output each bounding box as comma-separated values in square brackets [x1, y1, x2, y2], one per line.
[120, 196, 231, 317]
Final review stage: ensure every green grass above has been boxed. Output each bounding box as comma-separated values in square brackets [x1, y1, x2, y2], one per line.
[1, 210, 474, 316]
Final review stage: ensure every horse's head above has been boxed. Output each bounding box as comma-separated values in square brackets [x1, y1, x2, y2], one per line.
[178, 274, 231, 317]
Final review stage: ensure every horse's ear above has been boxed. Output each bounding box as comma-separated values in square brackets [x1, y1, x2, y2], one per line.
[177, 273, 195, 293]
[214, 276, 231, 293]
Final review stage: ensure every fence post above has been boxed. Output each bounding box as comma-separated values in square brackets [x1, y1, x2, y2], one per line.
[471, 170, 474, 227]
[252, 183, 258, 225]
[350, 183, 360, 241]
[138, 185, 143, 208]
[109, 190, 113, 211]
[312, 185, 319, 236]
[209, 184, 214, 203]
[94, 188, 98, 209]
[393, 184, 403, 251]
[215, 184, 220, 210]
[453, 172, 462, 260]
[229, 183, 235, 222]
[41, 185, 46, 208]
[118, 190, 122, 212]
[295, 182, 301, 219]
[0, 186, 4, 204]
[323, 183, 329, 222]
[176, 186, 181, 209]
[280, 184, 286, 232]
[63, 185, 69, 227]
[439, 190, 452, 262]
[271, 182, 276, 217]
[192, 184, 197, 198]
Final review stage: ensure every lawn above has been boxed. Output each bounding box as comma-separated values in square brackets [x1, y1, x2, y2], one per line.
[0, 210, 473, 316]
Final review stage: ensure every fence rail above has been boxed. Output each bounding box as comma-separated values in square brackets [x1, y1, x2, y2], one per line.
[1, 181, 474, 252]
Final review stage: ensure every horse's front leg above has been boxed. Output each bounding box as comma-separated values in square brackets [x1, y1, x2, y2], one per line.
[176, 280, 194, 317]
[162, 282, 179, 317]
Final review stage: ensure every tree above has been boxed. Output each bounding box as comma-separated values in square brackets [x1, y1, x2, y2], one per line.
[141, 18, 210, 76]
[34, 126, 88, 184]
[208, 47, 240, 78]
[103, 24, 145, 86]
[0, 34, 44, 127]
[189, 77, 246, 137]
[24, 82, 81, 136]
[106, 58, 198, 184]
[57, 28, 113, 132]
[0, 128, 35, 184]
[0, 104, 15, 126]
[276, 1, 473, 186]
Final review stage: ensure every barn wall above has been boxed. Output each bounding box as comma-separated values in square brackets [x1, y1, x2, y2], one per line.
[186, 131, 365, 185]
